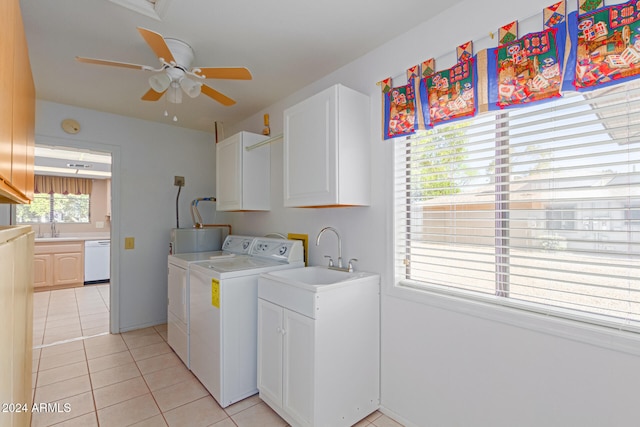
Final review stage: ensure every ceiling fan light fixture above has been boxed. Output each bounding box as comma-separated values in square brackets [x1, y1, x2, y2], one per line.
[179, 77, 202, 98]
[167, 81, 183, 103]
[149, 72, 171, 92]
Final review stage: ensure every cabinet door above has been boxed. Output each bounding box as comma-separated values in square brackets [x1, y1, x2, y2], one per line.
[283, 308, 315, 426]
[53, 253, 83, 286]
[216, 133, 243, 211]
[0, 0, 16, 194]
[257, 299, 284, 405]
[283, 86, 337, 207]
[10, 9, 33, 200]
[33, 254, 52, 288]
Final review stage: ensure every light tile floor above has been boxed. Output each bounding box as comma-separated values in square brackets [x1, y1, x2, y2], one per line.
[32, 285, 403, 427]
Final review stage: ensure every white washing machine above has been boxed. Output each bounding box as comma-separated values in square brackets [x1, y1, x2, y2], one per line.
[167, 235, 257, 368]
[189, 237, 304, 408]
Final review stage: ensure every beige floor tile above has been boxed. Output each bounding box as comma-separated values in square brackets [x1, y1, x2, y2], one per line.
[48, 411, 99, 427]
[40, 340, 84, 358]
[30, 391, 95, 427]
[142, 364, 195, 392]
[153, 323, 168, 334]
[90, 362, 141, 389]
[38, 349, 86, 371]
[163, 395, 227, 427]
[93, 376, 150, 410]
[83, 333, 124, 349]
[79, 316, 109, 328]
[209, 418, 237, 427]
[34, 374, 92, 403]
[45, 316, 82, 329]
[36, 361, 88, 388]
[129, 414, 168, 427]
[87, 350, 134, 373]
[96, 393, 160, 427]
[122, 326, 159, 338]
[224, 394, 261, 416]
[123, 332, 165, 350]
[366, 411, 383, 422]
[152, 376, 209, 412]
[136, 351, 182, 375]
[80, 312, 109, 322]
[230, 402, 287, 427]
[129, 341, 172, 361]
[84, 339, 128, 360]
[370, 414, 404, 427]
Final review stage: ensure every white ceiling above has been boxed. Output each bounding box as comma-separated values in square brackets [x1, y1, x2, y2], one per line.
[20, 0, 463, 133]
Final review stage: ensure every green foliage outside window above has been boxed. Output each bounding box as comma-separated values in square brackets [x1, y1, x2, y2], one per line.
[16, 193, 90, 223]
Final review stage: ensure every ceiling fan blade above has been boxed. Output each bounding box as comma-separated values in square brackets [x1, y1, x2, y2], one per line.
[194, 67, 252, 80]
[141, 88, 166, 101]
[137, 27, 175, 63]
[75, 56, 150, 70]
[201, 84, 236, 106]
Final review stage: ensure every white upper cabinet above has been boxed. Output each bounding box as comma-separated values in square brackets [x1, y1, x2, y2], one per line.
[216, 131, 270, 211]
[283, 84, 370, 207]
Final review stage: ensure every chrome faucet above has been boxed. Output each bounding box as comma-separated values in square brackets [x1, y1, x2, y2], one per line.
[315, 226, 359, 272]
[316, 226, 342, 269]
[50, 220, 58, 238]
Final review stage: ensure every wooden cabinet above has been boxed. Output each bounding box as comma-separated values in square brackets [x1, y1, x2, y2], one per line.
[283, 84, 370, 208]
[257, 274, 380, 427]
[216, 131, 270, 211]
[34, 241, 84, 291]
[0, 0, 35, 204]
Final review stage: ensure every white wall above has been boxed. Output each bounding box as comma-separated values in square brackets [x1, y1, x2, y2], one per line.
[227, 0, 640, 426]
[35, 100, 217, 332]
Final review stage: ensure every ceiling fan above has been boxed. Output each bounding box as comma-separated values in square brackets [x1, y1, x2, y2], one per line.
[76, 27, 251, 106]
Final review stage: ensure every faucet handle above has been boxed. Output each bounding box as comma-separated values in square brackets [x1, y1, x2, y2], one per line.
[348, 258, 358, 272]
[324, 255, 334, 267]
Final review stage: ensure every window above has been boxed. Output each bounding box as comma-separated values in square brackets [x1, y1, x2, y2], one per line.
[16, 193, 90, 224]
[394, 79, 640, 331]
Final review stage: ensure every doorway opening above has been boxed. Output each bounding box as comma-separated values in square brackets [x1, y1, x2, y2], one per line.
[17, 144, 116, 346]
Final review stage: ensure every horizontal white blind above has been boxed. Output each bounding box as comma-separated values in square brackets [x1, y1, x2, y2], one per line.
[395, 80, 640, 329]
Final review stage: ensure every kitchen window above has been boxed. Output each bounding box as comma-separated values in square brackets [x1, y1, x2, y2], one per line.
[394, 79, 640, 332]
[16, 192, 90, 224]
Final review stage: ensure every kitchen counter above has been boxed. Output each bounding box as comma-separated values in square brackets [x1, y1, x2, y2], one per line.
[35, 233, 110, 243]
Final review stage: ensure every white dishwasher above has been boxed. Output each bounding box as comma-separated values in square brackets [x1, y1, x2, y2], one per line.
[84, 240, 110, 283]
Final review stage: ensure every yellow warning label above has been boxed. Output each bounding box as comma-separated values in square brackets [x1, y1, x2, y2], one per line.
[211, 278, 220, 308]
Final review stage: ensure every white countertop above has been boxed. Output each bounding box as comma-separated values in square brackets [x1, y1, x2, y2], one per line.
[35, 233, 110, 243]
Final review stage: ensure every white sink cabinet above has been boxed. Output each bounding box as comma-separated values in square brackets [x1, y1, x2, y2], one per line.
[216, 131, 270, 211]
[257, 270, 380, 427]
[283, 84, 370, 208]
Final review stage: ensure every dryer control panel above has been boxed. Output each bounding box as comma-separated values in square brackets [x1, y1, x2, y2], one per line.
[221, 235, 257, 254]
[250, 238, 304, 263]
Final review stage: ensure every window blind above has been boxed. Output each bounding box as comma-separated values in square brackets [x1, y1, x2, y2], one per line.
[394, 79, 640, 331]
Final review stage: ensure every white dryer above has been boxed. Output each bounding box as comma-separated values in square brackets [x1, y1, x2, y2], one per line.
[167, 235, 256, 368]
[189, 237, 304, 408]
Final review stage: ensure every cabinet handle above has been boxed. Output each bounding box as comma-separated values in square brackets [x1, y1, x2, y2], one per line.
[276, 326, 286, 335]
